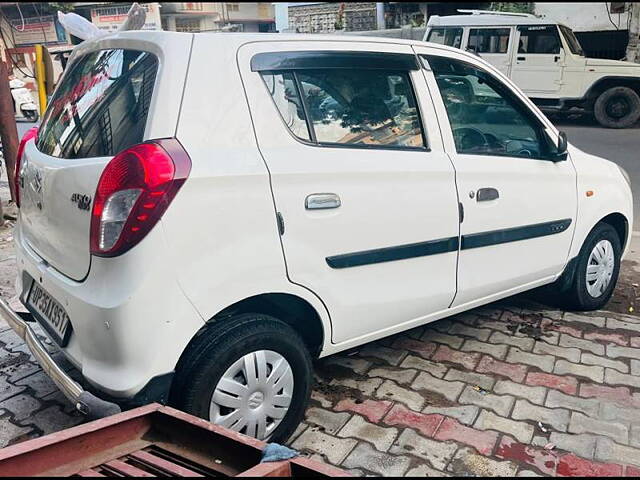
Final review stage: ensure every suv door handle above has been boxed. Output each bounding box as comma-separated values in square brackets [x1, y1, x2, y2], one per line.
[476, 188, 499, 202]
[517, 56, 526, 61]
[306, 193, 341, 210]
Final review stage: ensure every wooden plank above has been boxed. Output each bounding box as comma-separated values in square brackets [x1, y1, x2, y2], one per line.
[236, 461, 291, 477]
[104, 459, 155, 477]
[129, 450, 204, 477]
[76, 469, 106, 477]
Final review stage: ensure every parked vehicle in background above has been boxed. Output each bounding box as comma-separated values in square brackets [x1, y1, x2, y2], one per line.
[9, 79, 38, 122]
[0, 31, 633, 444]
[424, 10, 640, 128]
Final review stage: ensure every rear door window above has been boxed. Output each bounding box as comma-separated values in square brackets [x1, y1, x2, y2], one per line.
[427, 27, 463, 48]
[37, 49, 158, 159]
[517, 25, 561, 54]
[468, 28, 511, 54]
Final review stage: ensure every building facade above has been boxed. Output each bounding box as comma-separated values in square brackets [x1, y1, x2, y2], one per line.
[160, 2, 275, 33]
[287, 2, 380, 33]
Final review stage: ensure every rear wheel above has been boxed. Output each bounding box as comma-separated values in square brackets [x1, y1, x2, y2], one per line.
[21, 109, 38, 122]
[561, 222, 621, 310]
[170, 314, 312, 443]
[593, 86, 640, 128]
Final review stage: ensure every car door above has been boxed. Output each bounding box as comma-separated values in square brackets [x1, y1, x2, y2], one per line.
[414, 46, 577, 308]
[510, 25, 565, 95]
[238, 42, 460, 345]
[466, 27, 513, 77]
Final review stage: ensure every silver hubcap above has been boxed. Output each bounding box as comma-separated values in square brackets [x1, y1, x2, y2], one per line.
[586, 239, 615, 298]
[209, 350, 294, 440]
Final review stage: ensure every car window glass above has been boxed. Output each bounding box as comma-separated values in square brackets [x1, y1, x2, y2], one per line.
[37, 49, 158, 159]
[426, 55, 547, 159]
[261, 71, 311, 141]
[427, 27, 463, 48]
[559, 25, 584, 56]
[296, 69, 425, 149]
[517, 25, 561, 54]
[468, 28, 510, 53]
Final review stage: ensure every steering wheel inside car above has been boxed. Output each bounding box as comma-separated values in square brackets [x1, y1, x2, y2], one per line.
[452, 127, 489, 152]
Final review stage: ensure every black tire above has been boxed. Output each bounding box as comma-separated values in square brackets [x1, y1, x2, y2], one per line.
[561, 222, 621, 311]
[21, 110, 38, 122]
[170, 313, 312, 443]
[593, 86, 640, 129]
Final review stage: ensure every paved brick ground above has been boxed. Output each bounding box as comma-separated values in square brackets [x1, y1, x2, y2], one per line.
[290, 302, 640, 476]
[0, 180, 639, 475]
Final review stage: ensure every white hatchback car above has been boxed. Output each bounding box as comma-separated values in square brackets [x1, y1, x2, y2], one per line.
[1, 31, 632, 442]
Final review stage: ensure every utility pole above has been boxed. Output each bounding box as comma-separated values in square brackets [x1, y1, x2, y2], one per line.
[628, 1, 640, 63]
[0, 57, 18, 207]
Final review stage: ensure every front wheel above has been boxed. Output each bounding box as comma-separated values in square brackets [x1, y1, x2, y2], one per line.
[170, 314, 313, 443]
[593, 86, 640, 129]
[561, 222, 621, 310]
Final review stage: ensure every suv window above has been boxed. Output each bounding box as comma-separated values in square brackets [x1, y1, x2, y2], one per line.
[558, 25, 584, 56]
[468, 28, 511, 54]
[37, 49, 158, 159]
[517, 25, 561, 54]
[426, 55, 550, 160]
[427, 27, 463, 48]
[263, 69, 425, 150]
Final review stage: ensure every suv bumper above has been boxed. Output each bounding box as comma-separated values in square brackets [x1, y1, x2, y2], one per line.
[0, 297, 121, 418]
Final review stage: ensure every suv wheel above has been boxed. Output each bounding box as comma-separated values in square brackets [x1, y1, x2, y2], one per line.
[171, 313, 313, 442]
[562, 222, 621, 310]
[594, 86, 640, 128]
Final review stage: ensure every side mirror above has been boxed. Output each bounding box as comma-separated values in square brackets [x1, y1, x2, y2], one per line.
[551, 130, 568, 162]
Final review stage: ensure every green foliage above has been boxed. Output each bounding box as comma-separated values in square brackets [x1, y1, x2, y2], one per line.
[490, 2, 534, 14]
[47, 3, 75, 14]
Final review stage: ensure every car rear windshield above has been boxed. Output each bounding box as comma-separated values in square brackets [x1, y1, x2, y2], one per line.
[37, 49, 158, 159]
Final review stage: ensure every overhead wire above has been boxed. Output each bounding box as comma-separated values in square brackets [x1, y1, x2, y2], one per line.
[0, 9, 35, 78]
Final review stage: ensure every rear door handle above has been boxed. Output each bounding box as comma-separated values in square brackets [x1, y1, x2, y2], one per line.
[306, 193, 341, 210]
[476, 188, 499, 202]
[517, 56, 526, 61]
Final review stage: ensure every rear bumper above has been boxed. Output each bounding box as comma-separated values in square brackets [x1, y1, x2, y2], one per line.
[0, 297, 121, 419]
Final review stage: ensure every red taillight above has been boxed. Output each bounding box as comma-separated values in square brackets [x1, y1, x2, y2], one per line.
[15, 127, 39, 208]
[90, 138, 191, 257]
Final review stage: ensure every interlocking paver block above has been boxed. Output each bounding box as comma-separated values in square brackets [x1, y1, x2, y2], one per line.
[488, 331, 534, 351]
[360, 344, 407, 366]
[581, 353, 629, 373]
[432, 345, 481, 370]
[526, 371, 578, 395]
[448, 446, 518, 477]
[376, 380, 425, 411]
[545, 389, 600, 417]
[391, 337, 437, 359]
[549, 432, 598, 459]
[599, 402, 640, 424]
[334, 399, 393, 424]
[554, 360, 604, 383]
[448, 323, 492, 342]
[461, 339, 508, 359]
[434, 417, 499, 455]
[444, 368, 495, 390]
[421, 330, 464, 349]
[607, 318, 640, 334]
[533, 341, 581, 362]
[342, 442, 411, 477]
[556, 454, 623, 477]
[595, 437, 640, 467]
[323, 356, 372, 375]
[476, 355, 527, 382]
[422, 405, 479, 426]
[305, 407, 351, 435]
[412, 371, 464, 402]
[383, 404, 443, 438]
[569, 412, 628, 444]
[459, 386, 515, 417]
[292, 429, 357, 465]
[389, 428, 457, 470]
[399, 355, 447, 378]
[584, 331, 628, 347]
[0, 394, 41, 422]
[474, 409, 534, 444]
[496, 436, 558, 476]
[563, 312, 605, 328]
[579, 383, 636, 407]
[506, 348, 555, 373]
[368, 367, 417, 385]
[511, 398, 570, 432]
[330, 377, 382, 396]
[493, 380, 547, 405]
[338, 414, 398, 452]
[604, 369, 640, 388]
[606, 344, 640, 361]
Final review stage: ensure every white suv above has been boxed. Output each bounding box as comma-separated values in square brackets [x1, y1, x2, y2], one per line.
[425, 11, 640, 128]
[1, 31, 632, 442]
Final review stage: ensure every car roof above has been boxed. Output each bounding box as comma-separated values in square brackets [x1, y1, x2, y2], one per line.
[427, 13, 555, 27]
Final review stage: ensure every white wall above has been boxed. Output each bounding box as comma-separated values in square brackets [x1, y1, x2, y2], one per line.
[534, 2, 630, 32]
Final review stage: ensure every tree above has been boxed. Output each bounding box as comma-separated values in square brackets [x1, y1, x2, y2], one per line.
[628, 2, 640, 63]
[46, 3, 75, 14]
[489, 3, 534, 14]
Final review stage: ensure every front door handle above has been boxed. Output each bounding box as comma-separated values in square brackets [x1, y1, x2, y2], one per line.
[306, 193, 341, 210]
[517, 56, 526, 61]
[476, 187, 499, 202]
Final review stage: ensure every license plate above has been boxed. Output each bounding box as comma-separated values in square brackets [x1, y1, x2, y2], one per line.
[26, 282, 71, 346]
